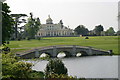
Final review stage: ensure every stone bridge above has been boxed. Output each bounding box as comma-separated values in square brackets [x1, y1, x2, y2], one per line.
[16, 45, 112, 59]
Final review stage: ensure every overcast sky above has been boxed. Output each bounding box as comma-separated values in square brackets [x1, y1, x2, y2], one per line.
[5, 0, 119, 31]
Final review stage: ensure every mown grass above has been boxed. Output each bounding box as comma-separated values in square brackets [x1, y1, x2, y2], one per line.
[7, 36, 119, 55]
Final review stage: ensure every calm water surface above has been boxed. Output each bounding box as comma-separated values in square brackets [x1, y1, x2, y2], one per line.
[27, 56, 118, 78]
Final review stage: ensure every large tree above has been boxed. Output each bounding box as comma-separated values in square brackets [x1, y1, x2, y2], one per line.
[74, 25, 89, 36]
[24, 13, 41, 39]
[94, 25, 104, 36]
[2, 2, 14, 44]
[11, 14, 27, 40]
[117, 30, 120, 36]
[45, 59, 68, 78]
[105, 27, 115, 36]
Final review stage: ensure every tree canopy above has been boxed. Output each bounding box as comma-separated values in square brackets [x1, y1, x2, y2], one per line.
[24, 13, 41, 39]
[2, 2, 14, 44]
[11, 14, 27, 40]
[45, 58, 68, 77]
[74, 25, 89, 36]
[94, 25, 104, 36]
[117, 30, 120, 36]
[105, 27, 115, 36]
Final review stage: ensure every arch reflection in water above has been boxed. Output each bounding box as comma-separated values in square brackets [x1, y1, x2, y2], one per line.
[57, 52, 66, 58]
[76, 53, 82, 57]
[76, 51, 88, 57]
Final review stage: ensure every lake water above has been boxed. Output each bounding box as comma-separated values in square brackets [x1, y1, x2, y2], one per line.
[27, 56, 118, 78]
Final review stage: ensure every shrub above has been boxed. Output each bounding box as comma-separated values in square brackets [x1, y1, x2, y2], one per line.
[29, 70, 44, 78]
[36, 37, 41, 40]
[26, 37, 31, 40]
[45, 58, 68, 78]
[1, 45, 10, 54]
[85, 37, 89, 39]
[6, 41, 9, 44]
[17, 38, 21, 41]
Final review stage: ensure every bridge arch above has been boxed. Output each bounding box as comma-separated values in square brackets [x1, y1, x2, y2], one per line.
[39, 52, 52, 57]
[76, 51, 88, 56]
[57, 51, 72, 57]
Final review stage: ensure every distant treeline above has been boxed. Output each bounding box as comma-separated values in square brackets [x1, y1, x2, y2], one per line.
[74, 25, 119, 36]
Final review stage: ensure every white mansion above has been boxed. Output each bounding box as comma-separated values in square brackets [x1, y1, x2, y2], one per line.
[37, 15, 73, 37]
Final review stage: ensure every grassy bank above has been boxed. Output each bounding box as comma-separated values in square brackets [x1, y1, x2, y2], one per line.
[7, 36, 119, 55]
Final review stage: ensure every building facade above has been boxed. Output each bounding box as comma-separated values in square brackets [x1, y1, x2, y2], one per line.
[37, 15, 73, 37]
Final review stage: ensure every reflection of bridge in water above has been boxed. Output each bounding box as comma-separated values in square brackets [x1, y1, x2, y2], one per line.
[16, 45, 112, 59]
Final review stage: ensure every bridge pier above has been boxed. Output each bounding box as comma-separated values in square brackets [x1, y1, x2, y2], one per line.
[72, 45, 76, 57]
[35, 49, 39, 58]
[108, 50, 113, 56]
[88, 47, 93, 56]
[52, 46, 57, 57]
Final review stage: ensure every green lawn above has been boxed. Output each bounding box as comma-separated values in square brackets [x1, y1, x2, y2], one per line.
[7, 36, 119, 55]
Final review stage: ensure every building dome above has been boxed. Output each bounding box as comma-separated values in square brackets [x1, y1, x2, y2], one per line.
[46, 15, 53, 24]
